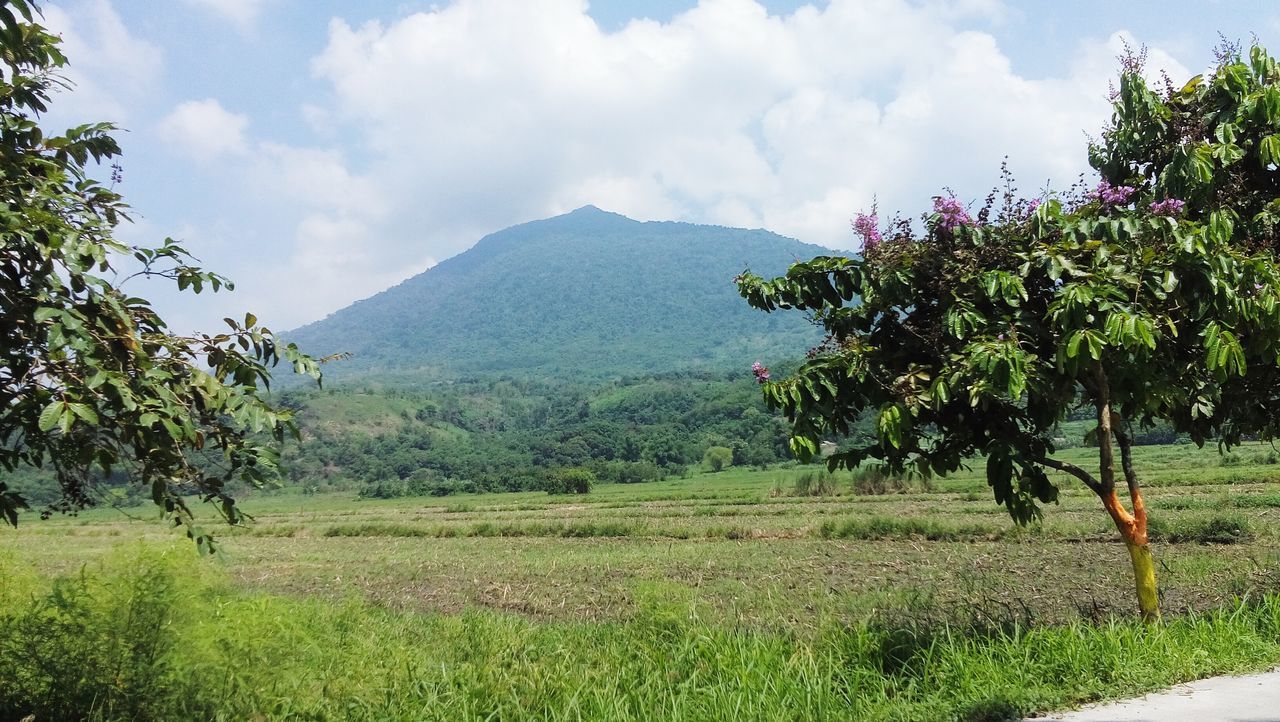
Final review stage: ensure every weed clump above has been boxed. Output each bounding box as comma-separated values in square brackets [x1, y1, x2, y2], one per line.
[1148, 515, 1255, 544]
[816, 516, 1012, 542]
[850, 466, 935, 495]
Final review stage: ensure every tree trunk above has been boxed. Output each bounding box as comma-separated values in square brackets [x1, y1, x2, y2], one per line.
[1094, 366, 1161, 623]
[1098, 487, 1159, 621]
[1125, 537, 1160, 622]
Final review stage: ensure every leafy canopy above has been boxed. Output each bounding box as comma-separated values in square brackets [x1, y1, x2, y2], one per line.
[738, 44, 1280, 524]
[0, 1, 319, 549]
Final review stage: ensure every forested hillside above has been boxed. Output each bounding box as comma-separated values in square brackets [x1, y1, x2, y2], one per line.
[285, 206, 830, 382]
[7, 370, 804, 505]
[276, 370, 800, 497]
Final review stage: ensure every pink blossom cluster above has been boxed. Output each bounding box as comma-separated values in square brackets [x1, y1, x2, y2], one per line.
[933, 196, 973, 231]
[1148, 197, 1186, 217]
[751, 361, 770, 384]
[851, 212, 882, 249]
[1094, 179, 1137, 207]
[1025, 198, 1042, 217]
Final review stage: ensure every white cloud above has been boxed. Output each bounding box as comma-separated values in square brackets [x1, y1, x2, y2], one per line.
[41, 0, 163, 124]
[182, 0, 267, 31]
[304, 0, 1191, 263]
[291, 213, 437, 296]
[153, 0, 1199, 331]
[157, 99, 250, 163]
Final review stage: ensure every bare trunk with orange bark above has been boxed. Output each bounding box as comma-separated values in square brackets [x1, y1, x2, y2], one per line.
[1094, 366, 1160, 622]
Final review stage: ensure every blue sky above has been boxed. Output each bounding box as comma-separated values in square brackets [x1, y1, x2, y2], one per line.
[38, 0, 1280, 332]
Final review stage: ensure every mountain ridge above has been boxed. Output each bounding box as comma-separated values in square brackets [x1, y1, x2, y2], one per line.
[286, 206, 834, 383]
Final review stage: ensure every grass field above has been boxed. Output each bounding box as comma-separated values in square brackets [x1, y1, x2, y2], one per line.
[3, 442, 1280, 720]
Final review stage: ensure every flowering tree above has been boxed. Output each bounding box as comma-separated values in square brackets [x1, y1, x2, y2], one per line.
[0, 1, 320, 550]
[738, 44, 1280, 621]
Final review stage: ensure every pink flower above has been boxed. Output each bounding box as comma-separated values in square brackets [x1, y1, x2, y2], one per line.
[1094, 179, 1137, 207]
[851, 212, 882, 249]
[933, 196, 973, 231]
[751, 361, 770, 384]
[1149, 198, 1186, 217]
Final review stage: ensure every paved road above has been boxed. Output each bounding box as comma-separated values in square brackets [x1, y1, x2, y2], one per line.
[1032, 669, 1280, 721]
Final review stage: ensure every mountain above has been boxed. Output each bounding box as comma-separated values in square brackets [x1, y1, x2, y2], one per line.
[285, 206, 833, 383]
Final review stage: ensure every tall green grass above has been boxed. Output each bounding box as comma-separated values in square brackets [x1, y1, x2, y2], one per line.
[2, 545, 1279, 721]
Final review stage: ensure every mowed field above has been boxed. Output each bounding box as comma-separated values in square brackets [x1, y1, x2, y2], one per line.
[4, 443, 1280, 721]
[13, 443, 1280, 625]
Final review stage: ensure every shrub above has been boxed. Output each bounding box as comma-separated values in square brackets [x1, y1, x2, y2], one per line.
[702, 446, 733, 472]
[544, 468, 595, 495]
[792, 470, 838, 496]
[1149, 515, 1255, 544]
[0, 548, 193, 721]
[850, 466, 933, 495]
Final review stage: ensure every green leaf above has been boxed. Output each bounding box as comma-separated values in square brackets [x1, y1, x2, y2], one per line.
[1208, 211, 1235, 244]
[67, 403, 98, 425]
[1213, 142, 1244, 165]
[38, 400, 64, 432]
[1260, 135, 1280, 167]
[878, 404, 904, 449]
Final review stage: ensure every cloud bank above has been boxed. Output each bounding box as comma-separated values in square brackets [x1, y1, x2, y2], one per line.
[159, 0, 1193, 328]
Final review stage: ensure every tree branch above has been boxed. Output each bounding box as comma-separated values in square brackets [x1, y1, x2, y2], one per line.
[1034, 455, 1104, 495]
[1114, 421, 1149, 537]
[1093, 364, 1119, 494]
[1113, 422, 1140, 498]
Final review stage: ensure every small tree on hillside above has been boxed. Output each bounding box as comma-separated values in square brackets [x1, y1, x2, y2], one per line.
[738, 44, 1280, 621]
[702, 445, 733, 472]
[0, 2, 320, 549]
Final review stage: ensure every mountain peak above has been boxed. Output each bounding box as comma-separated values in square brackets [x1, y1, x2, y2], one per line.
[287, 211, 831, 383]
[549, 204, 635, 227]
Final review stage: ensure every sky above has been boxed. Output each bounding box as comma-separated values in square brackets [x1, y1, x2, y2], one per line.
[35, 0, 1280, 333]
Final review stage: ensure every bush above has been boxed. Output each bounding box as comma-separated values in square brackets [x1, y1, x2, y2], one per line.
[850, 466, 933, 495]
[702, 446, 733, 472]
[0, 547, 193, 721]
[357, 479, 407, 499]
[545, 468, 595, 495]
[591, 460, 663, 484]
[792, 470, 838, 496]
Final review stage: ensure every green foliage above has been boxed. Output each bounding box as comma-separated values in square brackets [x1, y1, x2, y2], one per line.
[739, 44, 1280, 527]
[702, 445, 733, 472]
[286, 205, 825, 383]
[790, 470, 838, 496]
[545, 468, 595, 495]
[850, 466, 933, 495]
[266, 372, 791, 497]
[0, 547, 192, 721]
[0, 2, 319, 546]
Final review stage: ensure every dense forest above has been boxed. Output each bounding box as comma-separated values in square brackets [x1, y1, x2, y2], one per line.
[8, 369, 803, 507]
[279, 370, 801, 496]
[285, 206, 829, 383]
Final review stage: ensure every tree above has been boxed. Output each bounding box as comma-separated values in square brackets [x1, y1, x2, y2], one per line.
[0, 1, 320, 550]
[738, 43, 1280, 622]
[702, 445, 732, 472]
